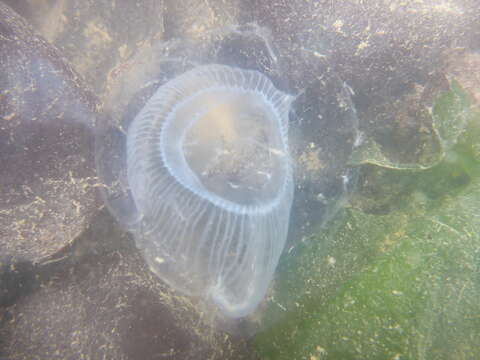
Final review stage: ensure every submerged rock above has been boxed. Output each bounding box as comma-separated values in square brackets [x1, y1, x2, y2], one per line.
[0, 211, 253, 359]
[0, 3, 98, 265]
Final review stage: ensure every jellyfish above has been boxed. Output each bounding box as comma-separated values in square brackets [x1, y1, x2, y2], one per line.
[122, 64, 294, 317]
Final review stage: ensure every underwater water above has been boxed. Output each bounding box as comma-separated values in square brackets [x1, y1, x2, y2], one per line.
[1, 0, 479, 359]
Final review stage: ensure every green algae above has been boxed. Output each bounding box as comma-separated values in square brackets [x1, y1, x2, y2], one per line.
[254, 82, 480, 360]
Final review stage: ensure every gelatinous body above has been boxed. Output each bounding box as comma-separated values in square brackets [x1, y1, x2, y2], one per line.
[126, 65, 294, 317]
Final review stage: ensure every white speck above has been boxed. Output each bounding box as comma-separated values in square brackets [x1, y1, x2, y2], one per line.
[327, 256, 336, 267]
[344, 82, 355, 96]
[313, 51, 327, 58]
[341, 174, 349, 190]
[227, 181, 241, 189]
[256, 171, 272, 180]
[269, 148, 286, 157]
[354, 131, 365, 147]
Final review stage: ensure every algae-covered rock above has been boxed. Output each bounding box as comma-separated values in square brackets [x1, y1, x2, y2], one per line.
[0, 2, 98, 264]
[0, 210, 253, 360]
[254, 82, 480, 360]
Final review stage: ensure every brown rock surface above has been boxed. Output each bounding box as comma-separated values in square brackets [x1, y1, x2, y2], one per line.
[0, 211, 253, 360]
[0, 2, 99, 264]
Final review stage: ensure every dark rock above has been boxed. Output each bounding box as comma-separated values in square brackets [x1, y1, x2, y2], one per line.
[243, 0, 479, 165]
[0, 232, 254, 360]
[0, 2, 99, 264]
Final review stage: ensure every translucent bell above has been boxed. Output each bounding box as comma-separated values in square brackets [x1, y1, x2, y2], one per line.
[126, 64, 294, 317]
